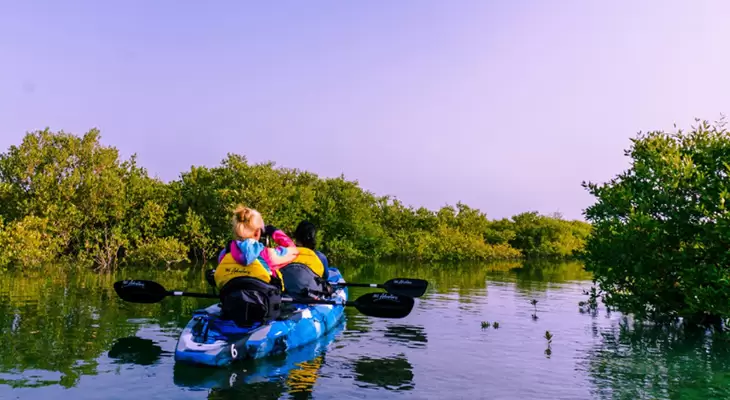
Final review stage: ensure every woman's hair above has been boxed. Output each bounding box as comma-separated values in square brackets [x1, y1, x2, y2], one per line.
[231, 205, 263, 240]
[294, 220, 317, 249]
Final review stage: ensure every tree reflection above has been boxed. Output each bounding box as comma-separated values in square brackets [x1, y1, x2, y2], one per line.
[107, 336, 166, 366]
[0, 259, 593, 395]
[339, 259, 590, 298]
[0, 270, 138, 388]
[352, 353, 414, 391]
[585, 319, 730, 399]
[0, 267, 213, 389]
[381, 324, 428, 349]
[208, 381, 286, 400]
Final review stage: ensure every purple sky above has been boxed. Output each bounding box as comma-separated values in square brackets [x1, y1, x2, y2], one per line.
[1, 1, 728, 221]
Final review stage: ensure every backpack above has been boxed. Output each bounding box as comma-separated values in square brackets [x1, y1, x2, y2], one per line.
[279, 262, 334, 301]
[218, 276, 282, 327]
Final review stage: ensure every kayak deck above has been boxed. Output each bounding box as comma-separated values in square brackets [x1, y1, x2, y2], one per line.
[174, 267, 348, 367]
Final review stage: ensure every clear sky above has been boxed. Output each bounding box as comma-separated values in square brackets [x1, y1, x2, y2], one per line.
[1, 0, 729, 221]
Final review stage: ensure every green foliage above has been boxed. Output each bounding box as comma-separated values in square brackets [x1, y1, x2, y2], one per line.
[0, 128, 591, 271]
[0, 215, 63, 271]
[123, 237, 190, 268]
[178, 208, 214, 263]
[0, 129, 177, 272]
[582, 118, 730, 325]
[509, 211, 592, 258]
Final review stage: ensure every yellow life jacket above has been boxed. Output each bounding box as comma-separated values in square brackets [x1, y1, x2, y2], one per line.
[214, 242, 284, 291]
[286, 247, 325, 277]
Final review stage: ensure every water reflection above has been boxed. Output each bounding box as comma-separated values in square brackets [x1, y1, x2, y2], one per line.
[341, 304, 374, 335]
[108, 336, 167, 366]
[586, 318, 730, 399]
[0, 267, 216, 390]
[208, 381, 286, 400]
[352, 354, 414, 392]
[0, 261, 585, 389]
[2, 259, 685, 400]
[381, 325, 428, 349]
[492, 259, 593, 295]
[174, 321, 345, 399]
[340, 261, 503, 295]
[0, 270, 136, 389]
[339, 259, 592, 298]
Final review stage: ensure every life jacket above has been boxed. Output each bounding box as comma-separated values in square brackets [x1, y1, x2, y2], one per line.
[279, 247, 332, 300]
[214, 241, 284, 327]
[213, 241, 284, 291]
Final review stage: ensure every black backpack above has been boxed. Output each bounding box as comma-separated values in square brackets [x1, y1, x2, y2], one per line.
[279, 263, 334, 301]
[218, 276, 283, 328]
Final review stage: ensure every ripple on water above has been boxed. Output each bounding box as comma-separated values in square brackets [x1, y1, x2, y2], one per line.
[379, 324, 428, 349]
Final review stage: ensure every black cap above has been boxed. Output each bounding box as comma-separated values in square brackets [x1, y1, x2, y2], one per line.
[294, 221, 317, 249]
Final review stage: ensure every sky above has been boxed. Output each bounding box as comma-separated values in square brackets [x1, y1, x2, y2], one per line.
[1, 0, 729, 221]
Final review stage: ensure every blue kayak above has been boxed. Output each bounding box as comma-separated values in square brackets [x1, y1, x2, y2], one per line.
[174, 267, 348, 367]
[173, 320, 346, 390]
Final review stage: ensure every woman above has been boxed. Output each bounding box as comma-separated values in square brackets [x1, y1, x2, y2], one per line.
[278, 220, 333, 301]
[294, 221, 330, 271]
[214, 205, 299, 327]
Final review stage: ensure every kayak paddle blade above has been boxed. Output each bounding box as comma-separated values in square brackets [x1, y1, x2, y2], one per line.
[353, 292, 415, 319]
[383, 278, 429, 298]
[114, 279, 169, 304]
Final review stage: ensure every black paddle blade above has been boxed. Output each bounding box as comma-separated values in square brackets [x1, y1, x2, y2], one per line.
[353, 292, 415, 319]
[114, 280, 169, 304]
[383, 278, 429, 298]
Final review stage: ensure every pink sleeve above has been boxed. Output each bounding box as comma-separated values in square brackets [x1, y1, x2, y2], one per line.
[261, 229, 299, 270]
[271, 230, 295, 247]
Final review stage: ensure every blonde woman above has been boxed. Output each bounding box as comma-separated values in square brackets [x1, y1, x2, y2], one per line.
[213, 205, 299, 326]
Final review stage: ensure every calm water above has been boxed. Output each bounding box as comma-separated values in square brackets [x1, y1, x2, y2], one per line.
[2, 261, 730, 399]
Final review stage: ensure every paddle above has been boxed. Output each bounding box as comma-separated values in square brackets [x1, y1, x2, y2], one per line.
[113, 279, 415, 319]
[335, 278, 429, 298]
[204, 268, 427, 298]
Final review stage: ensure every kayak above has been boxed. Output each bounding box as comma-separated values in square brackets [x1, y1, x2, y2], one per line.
[173, 320, 346, 390]
[174, 266, 348, 367]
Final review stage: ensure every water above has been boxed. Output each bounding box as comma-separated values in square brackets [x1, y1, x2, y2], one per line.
[2, 261, 730, 399]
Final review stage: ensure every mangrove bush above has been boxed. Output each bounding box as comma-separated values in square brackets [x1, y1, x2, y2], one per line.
[582, 118, 730, 326]
[0, 128, 591, 271]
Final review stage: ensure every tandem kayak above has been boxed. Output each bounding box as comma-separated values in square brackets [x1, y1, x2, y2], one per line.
[173, 266, 348, 367]
[172, 320, 346, 390]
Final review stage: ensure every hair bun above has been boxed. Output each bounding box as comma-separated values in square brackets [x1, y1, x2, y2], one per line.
[231, 205, 264, 240]
[233, 205, 254, 223]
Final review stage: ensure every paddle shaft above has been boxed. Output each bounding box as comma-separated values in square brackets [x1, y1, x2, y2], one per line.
[337, 283, 382, 289]
[333, 278, 428, 298]
[167, 290, 217, 299]
[114, 279, 414, 318]
[164, 289, 348, 306]
[288, 297, 350, 306]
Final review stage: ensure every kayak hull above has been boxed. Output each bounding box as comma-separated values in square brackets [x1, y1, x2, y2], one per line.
[172, 321, 346, 390]
[174, 267, 348, 367]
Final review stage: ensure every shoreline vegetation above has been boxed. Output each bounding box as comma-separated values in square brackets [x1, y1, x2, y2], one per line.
[581, 118, 730, 326]
[0, 128, 591, 272]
